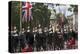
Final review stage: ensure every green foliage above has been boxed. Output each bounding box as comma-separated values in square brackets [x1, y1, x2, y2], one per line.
[32, 3, 51, 27]
[68, 5, 78, 13]
[11, 1, 20, 31]
[70, 5, 78, 12]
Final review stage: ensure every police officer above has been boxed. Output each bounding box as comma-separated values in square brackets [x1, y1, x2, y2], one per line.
[20, 28, 26, 50]
[12, 26, 19, 52]
[48, 24, 53, 50]
[25, 26, 34, 50]
[25, 26, 30, 44]
[9, 26, 14, 53]
[57, 28, 64, 50]
[68, 28, 75, 39]
[54, 27, 60, 50]
[63, 28, 68, 49]
[42, 27, 48, 50]
[35, 24, 43, 51]
[32, 27, 38, 51]
[63, 28, 68, 41]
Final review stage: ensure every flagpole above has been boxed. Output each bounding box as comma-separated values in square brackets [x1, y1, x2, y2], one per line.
[18, 1, 22, 51]
[20, 1, 22, 35]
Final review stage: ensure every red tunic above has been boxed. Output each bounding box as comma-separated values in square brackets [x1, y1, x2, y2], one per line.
[21, 45, 33, 52]
[67, 38, 75, 48]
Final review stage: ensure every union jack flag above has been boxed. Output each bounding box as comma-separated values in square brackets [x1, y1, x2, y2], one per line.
[22, 2, 33, 22]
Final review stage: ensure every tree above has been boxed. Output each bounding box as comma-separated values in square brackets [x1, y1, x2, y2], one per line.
[11, 1, 20, 31]
[69, 5, 78, 13]
[32, 3, 51, 28]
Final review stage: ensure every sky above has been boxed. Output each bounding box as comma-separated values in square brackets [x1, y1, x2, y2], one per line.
[48, 4, 73, 17]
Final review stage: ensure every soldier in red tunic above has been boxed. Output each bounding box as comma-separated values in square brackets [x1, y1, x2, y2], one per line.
[21, 44, 33, 52]
[67, 37, 75, 49]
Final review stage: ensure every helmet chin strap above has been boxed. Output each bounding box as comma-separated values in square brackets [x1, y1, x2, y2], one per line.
[27, 30, 30, 32]
[34, 30, 37, 33]
[44, 30, 47, 32]
[38, 28, 42, 33]
[22, 31, 24, 34]
[13, 30, 17, 33]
